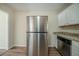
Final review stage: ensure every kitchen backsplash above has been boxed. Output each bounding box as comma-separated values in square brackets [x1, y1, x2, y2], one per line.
[57, 24, 79, 33]
[59, 30, 79, 33]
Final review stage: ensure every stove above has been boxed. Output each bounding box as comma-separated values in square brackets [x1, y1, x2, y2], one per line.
[57, 36, 72, 56]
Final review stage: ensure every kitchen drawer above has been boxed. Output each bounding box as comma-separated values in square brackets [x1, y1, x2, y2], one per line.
[72, 41, 79, 56]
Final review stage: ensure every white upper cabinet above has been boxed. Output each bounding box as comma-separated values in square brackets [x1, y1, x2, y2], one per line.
[67, 4, 79, 24]
[58, 8, 69, 26]
[58, 10, 65, 26]
[58, 4, 79, 26]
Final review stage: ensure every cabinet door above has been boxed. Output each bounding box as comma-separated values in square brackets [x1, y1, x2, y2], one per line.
[72, 41, 79, 56]
[58, 11, 68, 26]
[66, 4, 79, 25]
[58, 12, 64, 26]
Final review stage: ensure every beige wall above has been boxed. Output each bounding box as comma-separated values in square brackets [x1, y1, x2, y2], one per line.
[14, 11, 60, 47]
[0, 4, 14, 49]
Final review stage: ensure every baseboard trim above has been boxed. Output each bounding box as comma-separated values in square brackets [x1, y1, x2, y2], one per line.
[14, 45, 54, 48]
[15, 45, 26, 47]
[8, 45, 15, 49]
[0, 48, 8, 50]
[48, 45, 54, 47]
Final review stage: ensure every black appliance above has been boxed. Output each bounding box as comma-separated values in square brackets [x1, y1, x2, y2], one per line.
[57, 36, 72, 56]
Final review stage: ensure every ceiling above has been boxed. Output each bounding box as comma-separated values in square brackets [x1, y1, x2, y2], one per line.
[6, 3, 71, 13]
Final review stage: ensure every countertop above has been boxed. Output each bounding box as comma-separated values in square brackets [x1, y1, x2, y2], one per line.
[54, 32, 79, 42]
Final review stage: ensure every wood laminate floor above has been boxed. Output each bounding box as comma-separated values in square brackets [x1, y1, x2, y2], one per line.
[0, 47, 61, 56]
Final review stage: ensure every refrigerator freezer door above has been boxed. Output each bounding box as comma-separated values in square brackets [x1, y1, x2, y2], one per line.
[27, 16, 48, 32]
[27, 16, 38, 32]
[38, 16, 48, 32]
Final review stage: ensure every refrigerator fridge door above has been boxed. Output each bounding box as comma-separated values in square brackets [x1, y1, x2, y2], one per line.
[27, 16, 48, 32]
[38, 33, 48, 56]
[27, 33, 38, 56]
[27, 33, 48, 56]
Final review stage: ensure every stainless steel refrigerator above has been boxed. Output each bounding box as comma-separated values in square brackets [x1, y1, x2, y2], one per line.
[26, 16, 48, 56]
